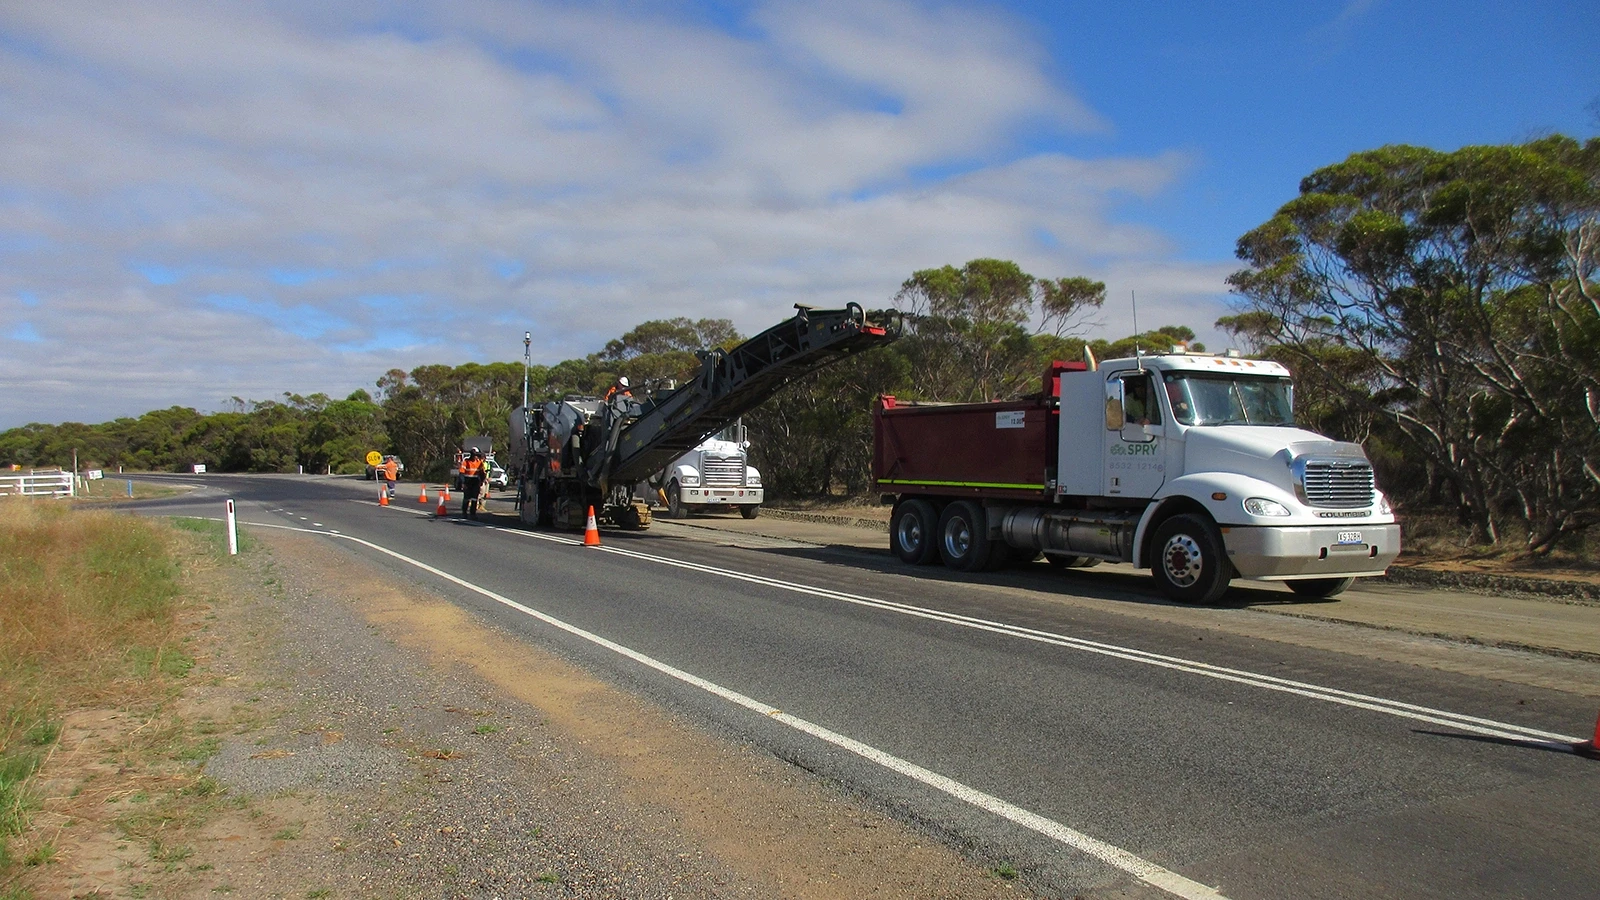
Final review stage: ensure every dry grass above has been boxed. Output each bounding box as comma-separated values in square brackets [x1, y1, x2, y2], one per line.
[1395, 509, 1599, 575]
[0, 499, 192, 876]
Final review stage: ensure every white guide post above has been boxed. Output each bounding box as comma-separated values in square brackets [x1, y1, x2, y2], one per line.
[225, 499, 238, 556]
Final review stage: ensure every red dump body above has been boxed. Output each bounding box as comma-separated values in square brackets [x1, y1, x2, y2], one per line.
[871, 362, 1083, 502]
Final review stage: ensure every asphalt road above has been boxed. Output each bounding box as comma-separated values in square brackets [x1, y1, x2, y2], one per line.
[126, 474, 1600, 899]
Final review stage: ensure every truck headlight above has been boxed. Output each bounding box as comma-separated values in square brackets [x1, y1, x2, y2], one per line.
[746, 469, 761, 486]
[1378, 494, 1392, 515]
[679, 474, 699, 487]
[1243, 497, 1291, 517]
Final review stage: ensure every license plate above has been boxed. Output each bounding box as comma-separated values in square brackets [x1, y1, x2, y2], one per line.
[1336, 531, 1364, 545]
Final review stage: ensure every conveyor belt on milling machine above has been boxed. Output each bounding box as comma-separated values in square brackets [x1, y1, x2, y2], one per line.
[604, 303, 899, 486]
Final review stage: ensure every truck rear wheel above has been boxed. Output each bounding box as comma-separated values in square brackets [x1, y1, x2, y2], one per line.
[937, 501, 996, 572]
[1286, 577, 1354, 598]
[1151, 514, 1232, 604]
[1047, 555, 1102, 569]
[891, 499, 938, 565]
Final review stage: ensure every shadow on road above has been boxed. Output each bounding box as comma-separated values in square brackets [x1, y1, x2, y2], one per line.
[468, 501, 1333, 612]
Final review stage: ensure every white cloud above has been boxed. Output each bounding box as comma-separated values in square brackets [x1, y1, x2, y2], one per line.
[0, 0, 1231, 428]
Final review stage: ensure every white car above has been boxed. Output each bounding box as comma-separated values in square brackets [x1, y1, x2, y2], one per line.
[488, 463, 508, 490]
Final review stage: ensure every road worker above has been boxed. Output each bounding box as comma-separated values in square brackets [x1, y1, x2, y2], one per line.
[381, 456, 399, 498]
[459, 450, 487, 517]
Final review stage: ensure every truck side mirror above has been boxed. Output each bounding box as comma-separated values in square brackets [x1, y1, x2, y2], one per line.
[1104, 381, 1125, 430]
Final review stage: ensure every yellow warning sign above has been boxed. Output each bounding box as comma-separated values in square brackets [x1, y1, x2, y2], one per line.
[365, 450, 383, 466]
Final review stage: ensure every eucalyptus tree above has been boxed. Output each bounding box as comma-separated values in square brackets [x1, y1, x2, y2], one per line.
[1226, 136, 1600, 552]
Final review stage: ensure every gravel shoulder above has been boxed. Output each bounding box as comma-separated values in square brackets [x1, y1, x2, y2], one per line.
[21, 525, 1036, 899]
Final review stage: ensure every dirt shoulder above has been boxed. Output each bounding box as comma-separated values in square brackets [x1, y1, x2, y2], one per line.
[16, 526, 1035, 900]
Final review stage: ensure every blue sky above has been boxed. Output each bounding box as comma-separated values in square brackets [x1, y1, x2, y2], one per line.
[1021, 1, 1598, 260]
[0, 0, 1595, 429]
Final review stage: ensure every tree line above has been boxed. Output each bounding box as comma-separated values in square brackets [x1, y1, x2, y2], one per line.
[4, 135, 1594, 556]
[0, 267, 1185, 486]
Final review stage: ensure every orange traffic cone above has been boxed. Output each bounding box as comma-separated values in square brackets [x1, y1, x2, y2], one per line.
[418, 483, 429, 503]
[1577, 710, 1600, 759]
[436, 493, 448, 517]
[442, 485, 451, 502]
[379, 489, 389, 507]
[583, 506, 601, 546]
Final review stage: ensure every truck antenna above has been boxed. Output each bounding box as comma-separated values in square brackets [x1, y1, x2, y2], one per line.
[1131, 291, 1143, 372]
[522, 331, 532, 412]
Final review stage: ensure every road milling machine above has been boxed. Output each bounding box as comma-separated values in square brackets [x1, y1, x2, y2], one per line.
[506, 303, 899, 531]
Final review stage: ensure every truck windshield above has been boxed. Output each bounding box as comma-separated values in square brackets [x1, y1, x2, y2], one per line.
[1163, 373, 1295, 426]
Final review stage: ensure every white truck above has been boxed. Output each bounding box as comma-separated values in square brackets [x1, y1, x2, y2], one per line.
[874, 351, 1401, 603]
[654, 421, 764, 519]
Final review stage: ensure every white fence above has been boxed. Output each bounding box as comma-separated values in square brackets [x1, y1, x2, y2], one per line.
[0, 470, 75, 497]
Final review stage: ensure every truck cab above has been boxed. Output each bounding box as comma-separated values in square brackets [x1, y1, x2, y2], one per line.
[654, 420, 763, 519]
[1058, 353, 1400, 600]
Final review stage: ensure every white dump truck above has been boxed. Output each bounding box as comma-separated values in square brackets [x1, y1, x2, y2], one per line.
[874, 351, 1401, 603]
[654, 420, 763, 519]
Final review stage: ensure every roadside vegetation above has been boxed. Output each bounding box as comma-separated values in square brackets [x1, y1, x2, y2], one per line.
[0, 501, 195, 892]
[2, 134, 1595, 563]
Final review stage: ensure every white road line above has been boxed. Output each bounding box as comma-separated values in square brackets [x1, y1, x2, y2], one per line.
[226, 518, 1227, 900]
[349, 499, 432, 516]
[581, 541, 1581, 747]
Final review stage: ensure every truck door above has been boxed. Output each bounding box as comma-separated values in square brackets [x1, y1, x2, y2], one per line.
[1104, 371, 1167, 498]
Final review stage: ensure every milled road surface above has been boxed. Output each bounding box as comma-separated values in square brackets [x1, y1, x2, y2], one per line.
[125, 474, 1600, 899]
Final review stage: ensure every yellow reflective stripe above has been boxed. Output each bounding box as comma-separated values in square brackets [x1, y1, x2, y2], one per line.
[879, 478, 1045, 490]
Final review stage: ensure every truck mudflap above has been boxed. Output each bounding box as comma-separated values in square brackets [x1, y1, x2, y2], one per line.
[1221, 523, 1401, 579]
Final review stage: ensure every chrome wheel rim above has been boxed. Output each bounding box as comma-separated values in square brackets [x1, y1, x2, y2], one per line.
[897, 516, 923, 553]
[944, 517, 971, 560]
[1161, 534, 1203, 587]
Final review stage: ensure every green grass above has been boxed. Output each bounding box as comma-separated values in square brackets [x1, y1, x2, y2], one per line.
[0, 753, 43, 870]
[127, 646, 196, 678]
[184, 776, 223, 797]
[174, 737, 221, 763]
[150, 838, 193, 871]
[170, 517, 256, 556]
[21, 841, 53, 866]
[992, 863, 1018, 880]
[21, 722, 58, 748]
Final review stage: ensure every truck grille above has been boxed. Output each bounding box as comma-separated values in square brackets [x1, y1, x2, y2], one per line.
[702, 456, 745, 487]
[1300, 460, 1374, 508]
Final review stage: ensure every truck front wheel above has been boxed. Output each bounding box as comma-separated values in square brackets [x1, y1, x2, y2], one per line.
[1287, 577, 1354, 599]
[740, 504, 761, 520]
[1151, 514, 1233, 604]
[665, 482, 689, 519]
[518, 481, 540, 528]
[891, 499, 938, 565]
[937, 501, 996, 572]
